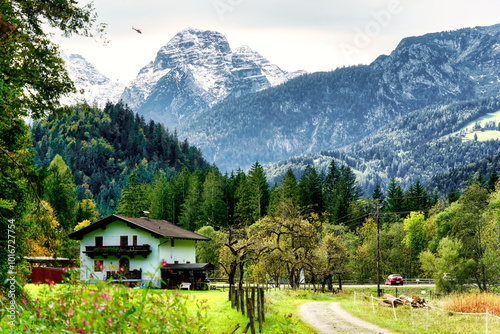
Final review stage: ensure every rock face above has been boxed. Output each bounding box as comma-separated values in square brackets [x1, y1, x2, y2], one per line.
[120, 28, 305, 127]
[61, 54, 125, 108]
[177, 24, 500, 171]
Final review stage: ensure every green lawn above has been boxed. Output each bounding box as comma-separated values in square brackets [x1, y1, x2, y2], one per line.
[17, 283, 334, 333]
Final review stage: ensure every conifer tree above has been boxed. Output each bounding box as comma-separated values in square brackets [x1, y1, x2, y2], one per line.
[180, 171, 203, 230]
[201, 169, 228, 228]
[385, 177, 404, 215]
[298, 164, 323, 214]
[116, 171, 149, 218]
[167, 167, 191, 224]
[150, 173, 169, 220]
[234, 177, 254, 225]
[487, 169, 499, 192]
[372, 182, 384, 202]
[280, 168, 299, 205]
[247, 161, 269, 222]
[226, 169, 246, 225]
[446, 187, 460, 205]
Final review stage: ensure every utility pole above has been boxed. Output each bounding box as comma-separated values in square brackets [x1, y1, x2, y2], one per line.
[376, 199, 381, 297]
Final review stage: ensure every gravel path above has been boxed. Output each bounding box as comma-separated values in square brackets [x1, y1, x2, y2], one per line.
[299, 302, 399, 334]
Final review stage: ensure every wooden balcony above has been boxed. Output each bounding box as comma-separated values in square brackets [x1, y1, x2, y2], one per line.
[83, 244, 151, 259]
[106, 269, 142, 281]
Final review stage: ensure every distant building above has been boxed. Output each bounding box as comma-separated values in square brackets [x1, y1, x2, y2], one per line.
[69, 215, 213, 289]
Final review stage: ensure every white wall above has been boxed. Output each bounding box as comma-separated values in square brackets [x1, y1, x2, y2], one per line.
[158, 239, 196, 265]
[79, 220, 161, 286]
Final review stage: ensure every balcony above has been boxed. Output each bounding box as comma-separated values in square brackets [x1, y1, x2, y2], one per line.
[84, 245, 151, 259]
[106, 269, 142, 281]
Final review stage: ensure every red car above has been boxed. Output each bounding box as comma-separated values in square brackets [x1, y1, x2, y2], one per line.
[385, 274, 404, 285]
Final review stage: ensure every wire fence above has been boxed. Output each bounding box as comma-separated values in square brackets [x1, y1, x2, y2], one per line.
[353, 291, 500, 334]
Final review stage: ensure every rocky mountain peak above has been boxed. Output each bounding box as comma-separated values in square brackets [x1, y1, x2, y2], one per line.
[154, 28, 232, 71]
[120, 28, 304, 126]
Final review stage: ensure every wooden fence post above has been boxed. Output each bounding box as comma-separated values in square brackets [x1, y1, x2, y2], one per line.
[251, 287, 256, 320]
[260, 287, 265, 323]
[247, 297, 256, 334]
[241, 288, 246, 316]
[235, 288, 240, 311]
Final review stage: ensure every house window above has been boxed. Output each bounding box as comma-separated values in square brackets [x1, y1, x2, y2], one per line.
[171, 239, 175, 247]
[120, 236, 128, 247]
[133, 235, 137, 246]
[94, 260, 101, 272]
[95, 236, 103, 247]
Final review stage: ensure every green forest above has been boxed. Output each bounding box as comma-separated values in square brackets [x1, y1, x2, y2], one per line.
[31, 102, 209, 216]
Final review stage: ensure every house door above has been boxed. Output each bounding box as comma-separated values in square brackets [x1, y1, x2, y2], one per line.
[119, 258, 129, 272]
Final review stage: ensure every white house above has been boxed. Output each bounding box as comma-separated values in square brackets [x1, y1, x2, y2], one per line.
[69, 214, 213, 289]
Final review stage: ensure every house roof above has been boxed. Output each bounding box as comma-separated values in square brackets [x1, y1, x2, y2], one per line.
[68, 215, 210, 241]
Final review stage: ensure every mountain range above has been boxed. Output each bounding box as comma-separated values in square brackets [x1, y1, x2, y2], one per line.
[62, 24, 500, 193]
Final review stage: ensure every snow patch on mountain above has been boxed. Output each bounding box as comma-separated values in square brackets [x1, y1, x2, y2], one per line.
[61, 54, 124, 107]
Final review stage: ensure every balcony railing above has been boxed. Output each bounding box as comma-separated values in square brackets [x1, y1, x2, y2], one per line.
[84, 244, 151, 259]
[106, 269, 142, 281]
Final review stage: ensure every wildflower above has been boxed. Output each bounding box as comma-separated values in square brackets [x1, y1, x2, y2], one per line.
[107, 317, 113, 327]
[68, 308, 74, 317]
[21, 299, 26, 304]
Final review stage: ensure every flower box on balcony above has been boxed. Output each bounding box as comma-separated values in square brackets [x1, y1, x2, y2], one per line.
[84, 244, 152, 259]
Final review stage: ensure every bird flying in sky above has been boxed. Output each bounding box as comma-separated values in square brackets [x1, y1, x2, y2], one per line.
[132, 27, 142, 34]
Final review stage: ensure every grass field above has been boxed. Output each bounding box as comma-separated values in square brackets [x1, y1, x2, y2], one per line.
[448, 109, 500, 142]
[463, 130, 500, 141]
[12, 284, 500, 333]
[340, 289, 500, 334]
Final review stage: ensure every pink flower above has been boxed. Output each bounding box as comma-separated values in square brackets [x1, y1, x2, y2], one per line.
[67, 308, 74, 317]
[107, 317, 113, 327]
[21, 299, 26, 304]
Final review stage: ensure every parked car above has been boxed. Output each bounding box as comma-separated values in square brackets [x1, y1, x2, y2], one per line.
[385, 274, 404, 285]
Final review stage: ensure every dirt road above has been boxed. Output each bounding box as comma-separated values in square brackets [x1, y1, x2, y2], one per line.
[299, 302, 398, 334]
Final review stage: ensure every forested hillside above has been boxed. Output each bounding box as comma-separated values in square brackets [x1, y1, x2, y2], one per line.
[428, 153, 500, 194]
[266, 96, 500, 195]
[31, 102, 209, 216]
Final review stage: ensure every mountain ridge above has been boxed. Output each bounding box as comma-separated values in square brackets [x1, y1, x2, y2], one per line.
[178, 24, 500, 172]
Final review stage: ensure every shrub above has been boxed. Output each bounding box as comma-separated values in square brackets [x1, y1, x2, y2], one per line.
[4, 269, 209, 333]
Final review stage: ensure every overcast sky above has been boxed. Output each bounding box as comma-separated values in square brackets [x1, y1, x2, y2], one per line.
[53, 0, 500, 84]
